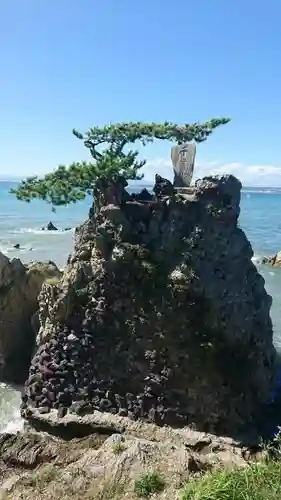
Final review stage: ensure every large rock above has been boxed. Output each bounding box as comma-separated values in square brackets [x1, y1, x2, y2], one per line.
[22, 174, 276, 436]
[0, 254, 61, 383]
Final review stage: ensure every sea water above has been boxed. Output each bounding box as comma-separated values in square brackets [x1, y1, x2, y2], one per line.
[1, 181, 281, 431]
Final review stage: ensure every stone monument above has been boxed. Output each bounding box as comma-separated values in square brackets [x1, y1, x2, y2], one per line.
[171, 142, 196, 187]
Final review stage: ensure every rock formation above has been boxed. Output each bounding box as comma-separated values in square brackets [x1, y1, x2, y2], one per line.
[262, 251, 281, 267]
[0, 414, 265, 499]
[0, 254, 61, 383]
[22, 174, 276, 436]
[42, 222, 58, 231]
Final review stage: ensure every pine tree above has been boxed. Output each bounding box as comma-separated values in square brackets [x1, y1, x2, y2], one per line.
[11, 119, 230, 207]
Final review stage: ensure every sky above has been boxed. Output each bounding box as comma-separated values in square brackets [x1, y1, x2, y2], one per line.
[1, 1, 281, 186]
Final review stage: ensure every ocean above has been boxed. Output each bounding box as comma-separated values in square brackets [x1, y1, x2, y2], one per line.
[1, 180, 281, 432]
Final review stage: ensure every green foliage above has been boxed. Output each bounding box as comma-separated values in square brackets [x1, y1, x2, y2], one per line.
[11, 119, 230, 207]
[180, 461, 281, 500]
[43, 276, 61, 286]
[134, 471, 165, 497]
[111, 441, 126, 454]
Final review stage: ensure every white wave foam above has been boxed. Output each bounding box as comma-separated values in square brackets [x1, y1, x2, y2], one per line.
[2, 411, 24, 433]
[242, 188, 280, 194]
[13, 227, 75, 235]
[0, 245, 8, 255]
[0, 383, 24, 434]
[252, 254, 263, 264]
[0, 244, 33, 254]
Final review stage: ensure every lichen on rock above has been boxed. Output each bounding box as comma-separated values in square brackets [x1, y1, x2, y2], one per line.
[22, 173, 276, 435]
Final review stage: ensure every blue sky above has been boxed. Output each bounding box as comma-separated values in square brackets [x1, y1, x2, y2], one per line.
[1, 0, 281, 186]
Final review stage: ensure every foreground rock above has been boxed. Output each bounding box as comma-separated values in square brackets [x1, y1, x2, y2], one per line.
[23, 174, 275, 436]
[0, 254, 61, 383]
[262, 251, 281, 267]
[0, 413, 264, 499]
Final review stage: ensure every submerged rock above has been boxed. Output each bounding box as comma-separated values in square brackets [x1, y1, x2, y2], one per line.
[42, 222, 58, 231]
[0, 254, 61, 383]
[23, 174, 276, 436]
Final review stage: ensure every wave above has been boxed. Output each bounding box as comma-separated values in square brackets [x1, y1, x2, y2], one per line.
[0, 244, 8, 254]
[12, 227, 75, 235]
[242, 188, 281, 195]
[252, 254, 263, 264]
[1, 246, 35, 255]
[2, 410, 24, 434]
[0, 383, 24, 434]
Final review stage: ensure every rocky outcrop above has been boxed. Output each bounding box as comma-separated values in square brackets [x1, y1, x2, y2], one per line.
[22, 174, 276, 436]
[0, 254, 61, 383]
[262, 251, 281, 267]
[0, 414, 265, 499]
